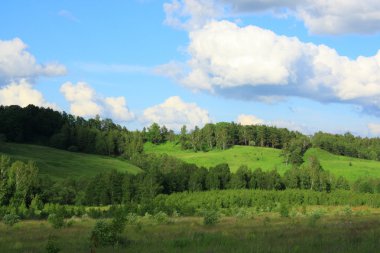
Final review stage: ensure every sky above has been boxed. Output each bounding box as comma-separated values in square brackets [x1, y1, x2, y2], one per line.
[1, 0, 380, 136]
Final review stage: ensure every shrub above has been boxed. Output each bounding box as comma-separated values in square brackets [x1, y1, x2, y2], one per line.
[48, 213, 65, 229]
[45, 235, 60, 253]
[308, 210, 323, 227]
[343, 206, 353, 218]
[202, 209, 220, 226]
[90, 220, 116, 248]
[279, 204, 289, 218]
[2, 214, 20, 226]
[153, 211, 169, 224]
[126, 213, 138, 225]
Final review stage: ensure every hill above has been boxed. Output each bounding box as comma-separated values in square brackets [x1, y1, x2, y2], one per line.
[304, 148, 380, 181]
[0, 142, 142, 179]
[144, 142, 290, 173]
[145, 142, 380, 181]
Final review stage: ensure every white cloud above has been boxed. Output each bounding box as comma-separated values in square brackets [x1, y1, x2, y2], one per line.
[0, 79, 57, 108]
[104, 97, 135, 122]
[60, 82, 134, 122]
[0, 38, 66, 85]
[58, 10, 80, 23]
[143, 96, 211, 130]
[236, 114, 264, 126]
[169, 20, 380, 115]
[368, 123, 380, 135]
[164, 0, 380, 34]
[163, 0, 223, 30]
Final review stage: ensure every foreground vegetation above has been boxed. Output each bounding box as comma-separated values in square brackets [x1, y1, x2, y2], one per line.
[1, 208, 380, 253]
[0, 143, 142, 179]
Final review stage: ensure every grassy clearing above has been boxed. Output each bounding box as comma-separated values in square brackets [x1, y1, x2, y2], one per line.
[0, 143, 142, 179]
[145, 142, 380, 180]
[1, 207, 380, 253]
[305, 148, 380, 181]
[144, 142, 290, 173]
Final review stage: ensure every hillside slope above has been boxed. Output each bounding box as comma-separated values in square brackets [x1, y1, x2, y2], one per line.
[0, 143, 142, 179]
[304, 148, 380, 181]
[145, 142, 380, 181]
[144, 142, 290, 174]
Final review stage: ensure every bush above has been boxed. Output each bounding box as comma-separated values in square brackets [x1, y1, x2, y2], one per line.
[153, 211, 169, 224]
[279, 204, 289, 218]
[202, 209, 220, 226]
[126, 213, 138, 225]
[91, 220, 116, 248]
[308, 210, 323, 227]
[46, 235, 60, 253]
[2, 214, 20, 226]
[48, 213, 65, 229]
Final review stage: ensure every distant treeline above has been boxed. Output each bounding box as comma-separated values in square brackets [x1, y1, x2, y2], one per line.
[2, 154, 379, 209]
[0, 105, 144, 158]
[1, 105, 380, 162]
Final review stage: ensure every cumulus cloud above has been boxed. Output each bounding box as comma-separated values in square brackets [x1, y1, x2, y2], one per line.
[368, 123, 380, 135]
[236, 114, 264, 126]
[60, 82, 134, 122]
[0, 79, 57, 108]
[166, 20, 380, 115]
[0, 38, 66, 85]
[164, 0, 380, 34]
[142, 96, 211, 130]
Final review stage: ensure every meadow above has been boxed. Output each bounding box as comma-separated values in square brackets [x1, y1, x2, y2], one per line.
[1, 207, 380, 253]
[145, 142, 380, 180]
[0, 143, 142, 179]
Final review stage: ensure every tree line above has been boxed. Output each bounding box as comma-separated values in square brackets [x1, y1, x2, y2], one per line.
[1, 105, 380, 163]
[3, 153, 379, 209]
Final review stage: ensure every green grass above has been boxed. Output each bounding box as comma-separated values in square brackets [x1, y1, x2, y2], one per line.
[1, 211, 380, 253]
[305, 148, 380, 181]
[0, 143, 142, 179]
[144, 142, 290, 174]
[145, 142, 380, 180]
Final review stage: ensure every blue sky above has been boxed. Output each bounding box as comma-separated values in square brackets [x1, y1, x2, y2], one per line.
[1, 0, 380, 136]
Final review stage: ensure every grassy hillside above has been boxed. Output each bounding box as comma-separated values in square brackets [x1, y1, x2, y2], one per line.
[0, 143, 142, 179]
[304, 148, 380, 181]
[145, 142, 290, 174]
[145, 142, 380, 181]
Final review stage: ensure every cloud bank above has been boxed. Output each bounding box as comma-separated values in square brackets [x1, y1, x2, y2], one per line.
[158, 20, 380, 116]
[164, 0, 380, 35]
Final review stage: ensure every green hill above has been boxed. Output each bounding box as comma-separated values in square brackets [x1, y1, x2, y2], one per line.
[0, 143, 142, 179]
[304, 148, 380, 181]
[144, 142, 290, 173]
[145, 142, 380, 181]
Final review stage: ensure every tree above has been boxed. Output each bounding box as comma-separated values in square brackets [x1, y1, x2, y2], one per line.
[229, 165, 251, 189]
[179, 125, 189, 150]
[147, 123, 162, 144]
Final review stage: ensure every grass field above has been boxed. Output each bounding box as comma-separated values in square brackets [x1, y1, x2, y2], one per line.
[305, 148, 380, 181]
[144, 142, 290, 174]
[0, 143, 142, 179]
[145, 142, 380, 180]
[1, 208, 380, 253]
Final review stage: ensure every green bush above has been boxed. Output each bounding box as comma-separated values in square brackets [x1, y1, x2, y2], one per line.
[91, 220, 116, 248]
[45, 235, 60, 253]
[2, 214, 20, 226]
[202, 209, 220, 226]
[279, 204, 289, 218]
[48, 213, 65, 229]
[153, 211, 169, 224]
